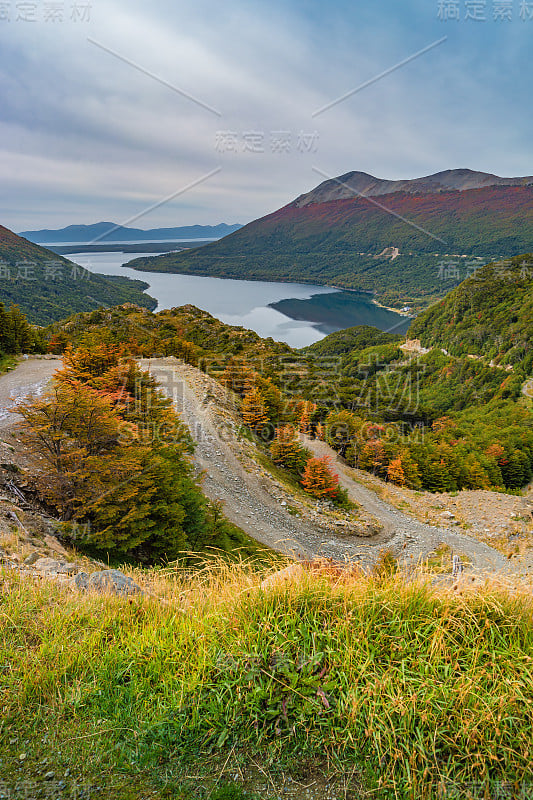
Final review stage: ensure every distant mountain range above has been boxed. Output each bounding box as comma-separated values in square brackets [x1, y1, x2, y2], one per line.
[19, 221, 242, 244]
[125, 169, 533, 311]
[0, 226, 155, 324]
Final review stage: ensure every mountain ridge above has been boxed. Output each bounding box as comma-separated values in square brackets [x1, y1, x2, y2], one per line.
[125, 168, 533, 311]
[0, 225, 156, 324]
[19, 221, 242, 244]
[293, 168, 533, 207]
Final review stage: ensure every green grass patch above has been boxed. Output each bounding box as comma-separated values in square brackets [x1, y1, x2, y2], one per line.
[0, 564, 532, 799]
[0, 354, 18, 374]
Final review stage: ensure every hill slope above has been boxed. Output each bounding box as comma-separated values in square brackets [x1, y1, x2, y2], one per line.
[0, 225, 156, 324]
[409, 252, 533, 373]
[126, 170, 533, 310]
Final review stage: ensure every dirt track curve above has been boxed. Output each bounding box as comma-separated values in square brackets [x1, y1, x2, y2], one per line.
[0, 356, 520, 572]
[142, 358, 515, 573]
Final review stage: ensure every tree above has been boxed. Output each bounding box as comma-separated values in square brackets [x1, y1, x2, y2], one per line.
[387, 456, 406, 486]
[241, 384, 270, 430]
[301, 456, 340, 500]
[15, 345, 217, 562]
[298, 400, 316, 434]
[0, 303, 42, 355]
[270, 425, 310, 474]
[359, 439, 388, 477]
[16, 381, 137, 518]
[221, 357, 254, 396]
[325, 409, 362, 457]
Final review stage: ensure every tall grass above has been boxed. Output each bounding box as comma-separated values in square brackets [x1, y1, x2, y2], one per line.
[1, 561, 532, 799]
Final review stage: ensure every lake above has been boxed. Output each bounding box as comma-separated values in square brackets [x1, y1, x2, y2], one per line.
[70, 251, 411, 348]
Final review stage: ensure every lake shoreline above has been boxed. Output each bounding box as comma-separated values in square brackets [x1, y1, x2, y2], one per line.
[122, 259, 417, 318]
[71, 250, 412, 346]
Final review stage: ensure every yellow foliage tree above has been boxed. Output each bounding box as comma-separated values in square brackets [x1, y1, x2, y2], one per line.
[241, 385, 270, 430]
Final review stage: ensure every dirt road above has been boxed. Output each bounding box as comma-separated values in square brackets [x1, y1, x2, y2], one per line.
[0, 357, 60, 430]
[0, 355, 522, 572]
[143, 358, 515, 573]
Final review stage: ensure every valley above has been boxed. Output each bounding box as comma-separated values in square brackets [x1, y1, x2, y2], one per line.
[3, 0, 533, 793]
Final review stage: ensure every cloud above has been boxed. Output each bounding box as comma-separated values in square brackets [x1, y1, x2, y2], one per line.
[0, 0, 531, 230]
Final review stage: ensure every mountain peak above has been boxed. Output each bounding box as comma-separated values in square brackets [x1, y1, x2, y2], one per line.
[293, 168, 533, 207]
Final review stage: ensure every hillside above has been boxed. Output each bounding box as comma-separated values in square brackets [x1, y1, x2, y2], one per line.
[0, 225, 156, 324]
[20, 221, 242, 244]
[2, 565, 532, 799]
[303, 324, 403, 357]
[409, 252, 533, 372]
[125, 170, 533, 310]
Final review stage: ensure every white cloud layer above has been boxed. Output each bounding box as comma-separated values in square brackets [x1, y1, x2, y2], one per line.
[0, 0, 531, 230]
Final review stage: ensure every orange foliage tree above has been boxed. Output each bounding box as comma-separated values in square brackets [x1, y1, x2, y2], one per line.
[301, 456, 340, 500]
[387, 456, 406, 486]
[241, 384, 270, 430]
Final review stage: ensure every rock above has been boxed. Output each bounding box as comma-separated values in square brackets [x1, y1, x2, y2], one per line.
[56, 562, 78, 575]
[73, 569, 142, 596]
[23, 552, 42, 566]
[44, 534, 69, 556]
[33, 557, 62, 574]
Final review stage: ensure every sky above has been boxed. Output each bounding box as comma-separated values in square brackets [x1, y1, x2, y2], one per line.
[0, 0, 531, 231]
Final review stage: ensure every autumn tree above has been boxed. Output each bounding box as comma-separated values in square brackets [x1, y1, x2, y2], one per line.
[15, 345, 220, 561]
[221, 357, 254, 396]
[301, 455, 340, 500]
[270, 425, 310, 474]
[387, 456, 406, 486]
[359, 438, 388, 478]
[298, 400, 316, 434]
[16, 381, 137, 518]
[241, 384, 270, 431]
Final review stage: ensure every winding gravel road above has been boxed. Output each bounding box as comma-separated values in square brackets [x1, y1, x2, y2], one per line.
[142, 358, 513, 573]
[0, 356, 60, 430]
[0, 356, 518, 572]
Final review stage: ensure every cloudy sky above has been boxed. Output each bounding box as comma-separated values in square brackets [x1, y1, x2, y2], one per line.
[1, 0, 531, 231]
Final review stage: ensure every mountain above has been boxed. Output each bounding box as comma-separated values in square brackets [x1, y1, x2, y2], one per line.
[293, 168, 533, 207]
[125, 169, 533, 311]
[19, 221, 242, 244]
[0, 225, 156, 325]
[409, 252, 533, 373]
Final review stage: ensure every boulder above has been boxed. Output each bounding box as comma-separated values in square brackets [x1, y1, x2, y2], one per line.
[73, 569, 142, 596]
[23, 551, 42, 566]
[33, 557, 62, 574]
[56, 562, 78, 575]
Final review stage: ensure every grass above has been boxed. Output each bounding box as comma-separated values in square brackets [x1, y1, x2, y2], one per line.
[1, 560, 532, 799]
[0, 354, 18, 375]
